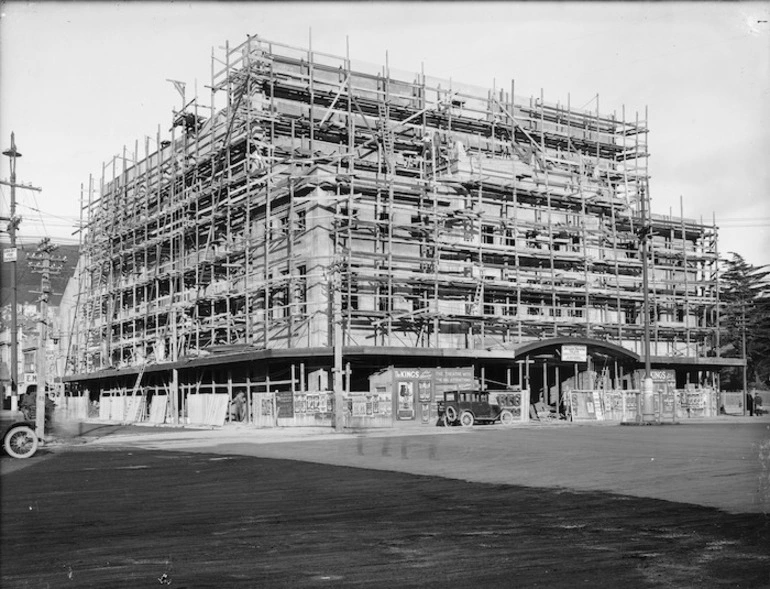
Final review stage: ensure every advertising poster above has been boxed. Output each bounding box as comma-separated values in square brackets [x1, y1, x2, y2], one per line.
[418, 381, 432, 402]
[293, 393, 307, 414]
[604, 391, 624, 420]
[276, 390, 294, 418]
[623, 392, 639, 420]
[592, 391, 604, 420]
[319, 393, 328, 414]
[570, 391, 598, 420]
[418, 380, 432, 424]
[397, 381, 415, 420]
[378, 392, 392, 416]
[661, 392, 675, 416]
[352, 394, 368, 417]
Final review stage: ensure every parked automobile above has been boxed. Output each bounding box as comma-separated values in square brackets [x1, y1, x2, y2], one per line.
[1, 409, 39, 459]
[437, 390, 516, 427]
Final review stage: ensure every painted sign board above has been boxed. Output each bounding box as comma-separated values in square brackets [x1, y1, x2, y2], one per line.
[562, 344, 587, 363]
[3, 248, 18, 262]
[650, 369, 675, 382]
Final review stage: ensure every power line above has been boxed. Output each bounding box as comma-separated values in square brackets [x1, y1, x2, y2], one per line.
[15, 202, 80, 224]
[29, 191, 50, 237]
[1, 235, 80, 244]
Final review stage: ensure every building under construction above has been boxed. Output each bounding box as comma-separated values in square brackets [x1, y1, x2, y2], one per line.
[63, 34, 739, 426]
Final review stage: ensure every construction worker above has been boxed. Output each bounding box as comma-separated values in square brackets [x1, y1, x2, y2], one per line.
[229, 391, 247, 422]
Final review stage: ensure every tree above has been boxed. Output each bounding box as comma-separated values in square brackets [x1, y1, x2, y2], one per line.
[719, 253, 770, 390]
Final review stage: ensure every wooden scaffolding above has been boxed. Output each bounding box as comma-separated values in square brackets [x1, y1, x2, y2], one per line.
[67, 34, 722, 418]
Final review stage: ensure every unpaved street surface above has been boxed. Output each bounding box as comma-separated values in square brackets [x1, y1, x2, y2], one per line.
[86, 421, 770, 513]
[1, 422, 769, 588]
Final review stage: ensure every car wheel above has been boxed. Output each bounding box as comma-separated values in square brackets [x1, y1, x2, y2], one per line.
[444, 406, 457, 423]
[4, 425, 39, 459]
[499, 410, 515, 426]
[459, 411, 474, 427]
[442, 414, 454, 427]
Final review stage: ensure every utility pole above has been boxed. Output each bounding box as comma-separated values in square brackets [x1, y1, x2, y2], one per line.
[2, 132, 41, 411]
[29, 238, 65, 438]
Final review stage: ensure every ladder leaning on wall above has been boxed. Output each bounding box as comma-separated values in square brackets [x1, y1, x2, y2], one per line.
[123, 364, 146, 423]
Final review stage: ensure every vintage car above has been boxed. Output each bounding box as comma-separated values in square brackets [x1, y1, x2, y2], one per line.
[437, 390, 518, 427]
[1, 409, 39, 459]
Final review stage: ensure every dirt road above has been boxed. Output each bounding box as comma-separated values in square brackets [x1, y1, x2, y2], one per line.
[86, 421, 770, 513]
[2, 422, 769, 588]
[2, 445, 769, 588]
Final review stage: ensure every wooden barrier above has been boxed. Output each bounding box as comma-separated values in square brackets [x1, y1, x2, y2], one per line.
[344, 391, 393, 428]
[186, 393, 228, 426]
[98, 393, 125, 421]
[274, 391, 334, 427]
[569, 390, 640, 422]
[147, 395, 168, 424]
[569, 389, 716, 423]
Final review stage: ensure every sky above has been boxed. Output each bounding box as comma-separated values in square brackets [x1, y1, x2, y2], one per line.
[1, 1, 769, 266]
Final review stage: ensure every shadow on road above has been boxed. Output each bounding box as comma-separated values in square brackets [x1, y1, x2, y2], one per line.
[48, 420, 189, 442]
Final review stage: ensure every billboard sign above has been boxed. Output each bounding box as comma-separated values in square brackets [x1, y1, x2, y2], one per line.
[562, 344, 587, 363]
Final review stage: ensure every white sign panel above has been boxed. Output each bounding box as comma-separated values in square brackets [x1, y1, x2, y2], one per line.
[562, 344, 588, 363]
[3, 248, 18, 262]
[650, 369, 674, 382]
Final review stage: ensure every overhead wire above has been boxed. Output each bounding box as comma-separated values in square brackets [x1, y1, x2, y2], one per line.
[29, 191, 50, 237]
[16, 202, 80, 225]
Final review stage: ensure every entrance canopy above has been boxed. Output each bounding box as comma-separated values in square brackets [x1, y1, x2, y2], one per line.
[513, 337, 641, 364]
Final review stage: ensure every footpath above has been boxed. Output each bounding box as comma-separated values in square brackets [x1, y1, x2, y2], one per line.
[43, 412, 770, 448]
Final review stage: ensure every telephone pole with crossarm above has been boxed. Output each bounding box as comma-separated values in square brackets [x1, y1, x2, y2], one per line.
[2, 132, 42, 411]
